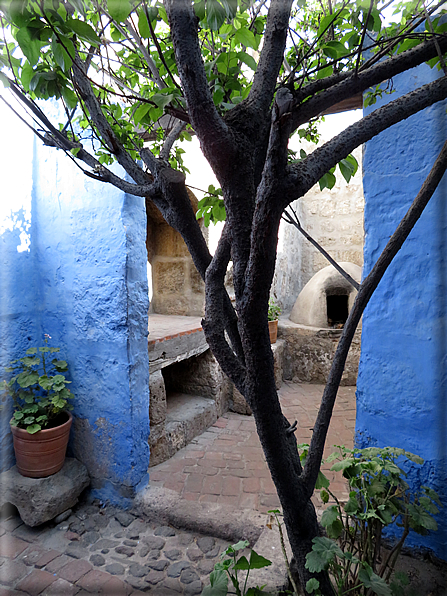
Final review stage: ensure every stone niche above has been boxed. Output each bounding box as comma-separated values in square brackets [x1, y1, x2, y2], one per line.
[148, 316, 233, 467]
[146, 189, 206, 316]
[283, 263, 362, 385]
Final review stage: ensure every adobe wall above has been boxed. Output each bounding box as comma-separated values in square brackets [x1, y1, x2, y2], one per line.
[357, 63, 447, 559]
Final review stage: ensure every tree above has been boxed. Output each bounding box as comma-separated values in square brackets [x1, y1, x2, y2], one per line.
[1, 1, 447, 592]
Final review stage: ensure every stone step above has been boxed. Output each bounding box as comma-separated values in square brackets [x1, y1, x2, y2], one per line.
[165, 393, 218, 455]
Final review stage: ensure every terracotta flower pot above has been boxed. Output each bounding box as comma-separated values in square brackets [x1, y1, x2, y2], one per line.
[11, 411, 73, 478]
[268, 320, 278, 344]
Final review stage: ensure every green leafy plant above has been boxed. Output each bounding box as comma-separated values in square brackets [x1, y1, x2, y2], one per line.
[201, 539, 273, 596]
[196, 185, 226, 227]
[299, 445, 442, 596]
[1, 335, 74, 434]
[268, 299, 281, 322]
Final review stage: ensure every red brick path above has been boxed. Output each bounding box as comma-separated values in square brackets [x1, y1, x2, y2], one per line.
[150, 382, 356, 512]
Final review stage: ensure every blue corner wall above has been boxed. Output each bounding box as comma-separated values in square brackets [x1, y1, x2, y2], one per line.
[357, 63, 447, 558]
[0, 105, 150, 506]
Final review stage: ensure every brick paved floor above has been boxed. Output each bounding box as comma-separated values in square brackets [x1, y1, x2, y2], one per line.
[150, 382, 356, 513]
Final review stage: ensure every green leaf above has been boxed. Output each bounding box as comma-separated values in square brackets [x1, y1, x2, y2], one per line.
[25, 348, 38, 354]
[207, 0, 226, 31]
[52, 359, 68, 371]
[321, 505, 340, 527]
[17, 371, 39, 388]
[315, 470, 330, 490]
[318, 13, 337, 38]
[138, 10, 150, 38]
[67, 18, 100, 45]
[237, 51, 257, 71]
[202, 568, 228, 596]
[107, 0, 132, 22]
[194, 0, 206, 22]
[21, 356, 40, 367]
[151, 93, 174, 110]
[38, 375, 53, 391]
[305, 537, 343, 573]
[316, 65, 333, 79]
[322, 40, 347, 60]
[16, 27, 41, 66]
[319, 171, 336, 191]
[13, 411, 24, 420]
[234, 27, 258, 50]
[358, 566, 392, 596]
[306, 578, 320, 594]
[249, 550, 272, 569]
[26, 424, 42, 434]
[62, 86, 78, 109]
[233, 555, 250, 570]
[133, 102, 150, 124]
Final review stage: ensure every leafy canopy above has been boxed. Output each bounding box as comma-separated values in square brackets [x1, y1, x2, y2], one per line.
[0, 0, 445, 183]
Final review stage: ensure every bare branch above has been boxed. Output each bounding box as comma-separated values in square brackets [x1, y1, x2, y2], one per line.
[160, 120, 187, 160]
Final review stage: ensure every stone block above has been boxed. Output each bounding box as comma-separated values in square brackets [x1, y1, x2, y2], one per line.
[155, 224, 190, 258]
[0, 458, 90, 527]
[231, 387, 252, 416]
[279, 320, 360, 385]
[149, 370, 167, 426]
[189, 266, 205, 294]
[153, 260, 186, 295]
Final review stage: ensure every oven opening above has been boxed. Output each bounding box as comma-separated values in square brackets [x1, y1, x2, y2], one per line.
[327, 294, 349, 328]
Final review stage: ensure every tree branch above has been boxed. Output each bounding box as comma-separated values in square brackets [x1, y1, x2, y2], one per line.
[247, 0, 294, 114]
[164, 0, 234, 173]
[290, 34, 447, 132]
[285, 74, 447, 208]
[302, 137, 447, 497]
[202, 227, 247, 395]
[4, 79, 155, 198]
[160, 119, 186, 160]
[72, 54, 152, 188]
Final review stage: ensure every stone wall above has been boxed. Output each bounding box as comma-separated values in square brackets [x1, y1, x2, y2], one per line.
[146, 193, 206, 316]
[357, 63, 447, 559]
[273, 141, 363, 312]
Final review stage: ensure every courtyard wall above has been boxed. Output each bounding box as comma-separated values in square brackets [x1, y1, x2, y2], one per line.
[0, 109, 150, 506]
[357, 62, 447, 558]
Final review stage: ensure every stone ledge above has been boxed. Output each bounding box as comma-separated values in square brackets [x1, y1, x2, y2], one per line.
[0, 458, 90, 527]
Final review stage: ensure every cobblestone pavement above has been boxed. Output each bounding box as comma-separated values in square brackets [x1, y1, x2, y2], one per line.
[0, 501, 234, 595]
[0, 382, 356, 595]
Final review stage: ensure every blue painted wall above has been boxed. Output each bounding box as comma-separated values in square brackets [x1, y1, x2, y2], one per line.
[0, 106, 150, 506]
[357, 63, 447, 558]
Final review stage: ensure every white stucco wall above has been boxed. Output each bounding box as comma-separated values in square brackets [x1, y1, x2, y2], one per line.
[273, 111, 364, 312]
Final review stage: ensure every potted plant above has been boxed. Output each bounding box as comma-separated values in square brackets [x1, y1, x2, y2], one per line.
[1, 334, 74, 478]
[268, 298, 281, 344]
